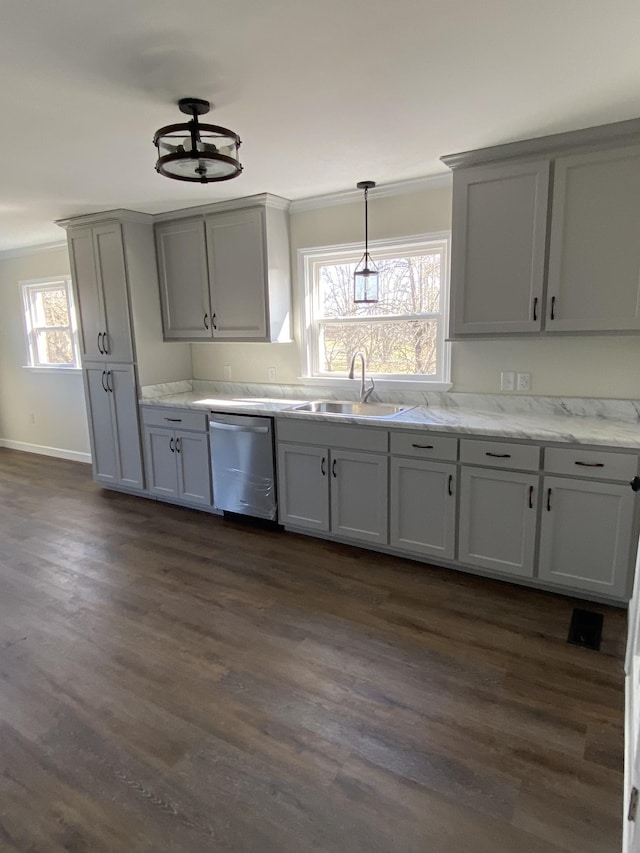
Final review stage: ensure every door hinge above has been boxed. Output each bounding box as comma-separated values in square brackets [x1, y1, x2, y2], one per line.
[628, 787, 639, 822]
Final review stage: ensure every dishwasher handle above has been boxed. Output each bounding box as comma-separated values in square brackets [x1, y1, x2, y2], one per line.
[210, 420, 270, 434]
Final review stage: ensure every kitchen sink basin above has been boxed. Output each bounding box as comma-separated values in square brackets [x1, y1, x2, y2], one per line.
[288, 400, 415, 418]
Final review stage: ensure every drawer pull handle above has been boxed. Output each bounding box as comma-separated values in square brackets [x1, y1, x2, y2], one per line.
[321, 456, 326, 476]
[574, 461, 604, 468]
[532, 297, 538, 322]
[204, 313, 209, 330]
[412, 443, 434, 449]
[486, 452, 511, 458]
[528, 485, 534, 509]
[169, 437, 175, 453]
[164, 417, 182, 422]
[631, 477, 640, 492]
[175, 437, 181, 453]
[546, 488, 552, 511]
[101, 370, 108, 392]
[332, 459, 337, 478]
[550, 295, 556, 321]
[448, 474, 453, 496]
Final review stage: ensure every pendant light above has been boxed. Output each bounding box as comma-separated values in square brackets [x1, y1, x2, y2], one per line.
[353, 180, 379, 303]
[153, 98, 243, 183]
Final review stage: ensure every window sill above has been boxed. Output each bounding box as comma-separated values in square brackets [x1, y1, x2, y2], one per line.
[299, 376, 453, 392]
[22, 366, 82, 374]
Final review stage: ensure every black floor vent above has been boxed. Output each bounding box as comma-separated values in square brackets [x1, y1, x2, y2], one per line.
[567, 608, 603, 651]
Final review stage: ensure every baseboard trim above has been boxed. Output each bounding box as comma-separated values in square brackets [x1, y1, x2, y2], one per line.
[0, 439, 92, 464]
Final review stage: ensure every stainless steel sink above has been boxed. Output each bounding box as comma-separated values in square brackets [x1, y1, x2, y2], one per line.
[288, 400, 415, 418]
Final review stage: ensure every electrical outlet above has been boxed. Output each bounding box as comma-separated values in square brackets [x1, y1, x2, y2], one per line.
[267, 367, 277, 383]
[500, 371, 515, 392]
[223, 365, 232, 381]
[517, 372, 531, 392]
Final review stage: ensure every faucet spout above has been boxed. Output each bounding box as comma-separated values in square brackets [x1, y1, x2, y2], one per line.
[348, 351, 375, 403]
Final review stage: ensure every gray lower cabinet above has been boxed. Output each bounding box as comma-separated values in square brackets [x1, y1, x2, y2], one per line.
[84, 363, 144, 490]
[458, 466, 538, 578]
[277, 443, 329, 532]
[144, 426, 212, 507]
[277, 442, 387, 545]
[331, 449, 388, 545]
[538, 475, 635, 599]
[390, 457, 456, 559]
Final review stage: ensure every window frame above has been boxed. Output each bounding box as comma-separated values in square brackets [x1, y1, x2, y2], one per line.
[298, 232, 451, 389]
[20, 277, 81, 371]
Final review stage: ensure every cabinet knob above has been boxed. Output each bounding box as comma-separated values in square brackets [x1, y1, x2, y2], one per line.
[630, 476, 640, 492]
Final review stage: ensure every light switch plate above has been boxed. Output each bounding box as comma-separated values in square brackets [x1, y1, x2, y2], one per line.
[268, 367, 277, 383]
[517, 372, 531, 391]
[500, 371, 515, 392]
[223, 365, 232, 381]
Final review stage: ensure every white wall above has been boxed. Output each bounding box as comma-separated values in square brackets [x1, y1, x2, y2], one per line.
[0, 245, 91, 457]
[192, 181, 640, 399]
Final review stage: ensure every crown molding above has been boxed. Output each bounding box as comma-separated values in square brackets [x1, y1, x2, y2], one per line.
[0, 240, 67, 260]
[153, 192, 291, 222]
[289, 174, 452, 214]
[441, 116, 640, 170]
[55, 208, 154, 229]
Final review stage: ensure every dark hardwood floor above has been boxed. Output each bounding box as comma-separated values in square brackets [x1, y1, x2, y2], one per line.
[0, 448, 626, 852]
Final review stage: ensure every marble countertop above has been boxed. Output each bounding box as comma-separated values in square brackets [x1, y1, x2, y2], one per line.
[140, 392, 640, 450]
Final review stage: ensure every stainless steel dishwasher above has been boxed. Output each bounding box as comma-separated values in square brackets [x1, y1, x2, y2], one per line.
[209, 413, 277, 520]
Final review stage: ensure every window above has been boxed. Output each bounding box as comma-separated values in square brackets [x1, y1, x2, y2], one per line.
[300, 234, 450, 385]
[21, 278, 80, 369]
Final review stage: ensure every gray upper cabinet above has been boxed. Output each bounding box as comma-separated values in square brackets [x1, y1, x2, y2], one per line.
[546, 146, 640, 332]
[155, 218, 211, 340]
[450, 160, 550, 336]
[155, 196, 292, 343]
[443, 120, 640, 338]
[206, 207, 267, 339]
[68, 222, 133, 362]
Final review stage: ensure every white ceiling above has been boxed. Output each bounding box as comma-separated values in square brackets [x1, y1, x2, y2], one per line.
[2, 0, 640, 251]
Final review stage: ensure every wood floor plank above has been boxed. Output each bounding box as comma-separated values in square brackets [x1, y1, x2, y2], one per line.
[0, 448, 626, 852]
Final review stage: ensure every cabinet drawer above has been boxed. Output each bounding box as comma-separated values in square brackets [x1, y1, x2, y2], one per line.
[390, 431, 457, 461]
[141, 406, 208, 433]
[277, 418, 388, 452]
[460, 439, 540, 471]
[544, 447, 638, 482]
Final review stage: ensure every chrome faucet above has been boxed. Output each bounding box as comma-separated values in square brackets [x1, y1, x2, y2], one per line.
[348, 351, 375, 403]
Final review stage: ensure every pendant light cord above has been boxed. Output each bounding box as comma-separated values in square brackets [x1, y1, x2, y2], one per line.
[364, 186, 369, 261]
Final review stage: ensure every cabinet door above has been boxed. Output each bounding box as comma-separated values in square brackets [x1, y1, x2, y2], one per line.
[84, 365, 118, 483]
[458, 467, 538, 577]
[176, 431, 212, 506]
[109, 364, 144, 490]
[206, 207, 268, 340]
[450, 160, 549, 335]
[547, 146, 640, 331]
[330, 450, 388, 545]
[92, 223, 133, 361]
[144, 426, 178, 498]
[155, 219, 212, 339]
[68, 227, 103, 361]
[390, 458, 456, 559]
[277, 443, 329, 531]
[538, 476, 634, 598]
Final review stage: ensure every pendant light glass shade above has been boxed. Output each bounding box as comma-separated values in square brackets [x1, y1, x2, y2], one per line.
[354, 180, 379, 303]
[154, 98, 243, 183]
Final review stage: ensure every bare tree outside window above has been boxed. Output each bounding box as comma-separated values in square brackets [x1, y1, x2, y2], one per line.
[307, 239, 448, 380]
[21, 279, 80, 368]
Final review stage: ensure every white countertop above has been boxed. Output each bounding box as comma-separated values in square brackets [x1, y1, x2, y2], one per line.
[140, 392, 640, 450]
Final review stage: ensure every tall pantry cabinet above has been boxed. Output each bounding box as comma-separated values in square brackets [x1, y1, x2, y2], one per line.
[58, 210, 191, 492]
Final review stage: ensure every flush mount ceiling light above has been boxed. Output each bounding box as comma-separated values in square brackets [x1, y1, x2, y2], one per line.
[353, 180, 379, 303]
[153, 97, 243, 183]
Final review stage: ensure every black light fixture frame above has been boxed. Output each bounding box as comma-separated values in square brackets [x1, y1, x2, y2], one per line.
[353, 180, 379, 303]
[154, 98, 243, 184]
